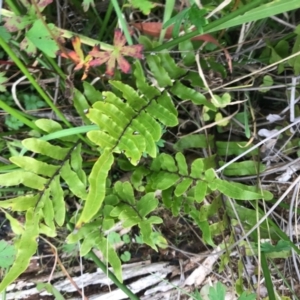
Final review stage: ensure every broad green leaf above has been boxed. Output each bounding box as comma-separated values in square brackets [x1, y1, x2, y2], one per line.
[26, 20, 59, 57]
[0, 194, 38, 211]
[76, 149, 114, 227]
[10, 156, 58, 177]
[220, 160, 266, 176]
[35, 119, 62, 133]
[175, 152, 188, 176]
[22, 138, 70, 160]
[159, 153, 177, 172]
[174, 135, 214, 151]
[194, 181, 207, 203]
[211, 93, 231, 108]
[137, 193, 158, 218]
[50, 176, 65, 226]
[209, 179, 273, 200]
[170, 81, 216, 110]
[0, 208, 38, 292]
[60, 162, 88, 200]
[131, 0, 155, 14]
[174, 178, 193, 196]
[208, 282, 226, 300]
[0, 240, 16, 269]
[190, 158, 204, 178]
[146, 55, 172, 87]
[0, 170, 47, 190]
[260, 240, 291, 253]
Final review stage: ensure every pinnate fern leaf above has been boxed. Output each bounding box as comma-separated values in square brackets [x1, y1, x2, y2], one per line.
[86, 78, 178, 165]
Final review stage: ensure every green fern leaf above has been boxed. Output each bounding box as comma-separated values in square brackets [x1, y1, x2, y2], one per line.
[5, 213, 24, 235]
[194, 180, 207, 203]
[42, 189, 55, 228]
[114, 181, 135, 204]
[131, 166, 150, 191]
[110, 80, 148, 109]
[35, 118, 62, 133]
[174, 178, 193, 196]
[219, 160, 266, 176]
[139, 218, 163, 251]
[159, 52, 187, 79]
[146, 92, 178, 126]
[190, 158, 205, 177]
[146, 55, 172, 87]
[50, 176, 65, 226]
[0, 194, 38, 211]
[70, 144, 87, 185]
[210, 179, 273, 200]
[174, 135, 214, 151]
[0, 208, 38, 292]
[133, 61, 161, 98]
[22, 138, 71, 160]
[159, 153, 177, 172]
[60, 162, 88, 199]
[10, 156, 58, 177]
[137, 193, 158, 218]
[76, 149, 114, 227]
[175, 152, 189, 175]
[0, 170, 47, 190]
[171, 81, 216, 110]
[153, 172, 179, 190]
[110, 203, 141, 227]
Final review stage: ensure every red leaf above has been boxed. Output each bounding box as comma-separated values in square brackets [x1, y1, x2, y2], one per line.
[59, 36, 92, 80]
[89, 29, 144, 76]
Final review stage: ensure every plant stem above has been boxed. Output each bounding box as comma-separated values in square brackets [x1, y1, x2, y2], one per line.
[88, 250, 139, 300]
[152, 0, 268, 51]
[0, 35, 71, 127]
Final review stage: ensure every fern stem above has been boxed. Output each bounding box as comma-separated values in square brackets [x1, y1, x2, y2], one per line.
[88, 250, 140, 300]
